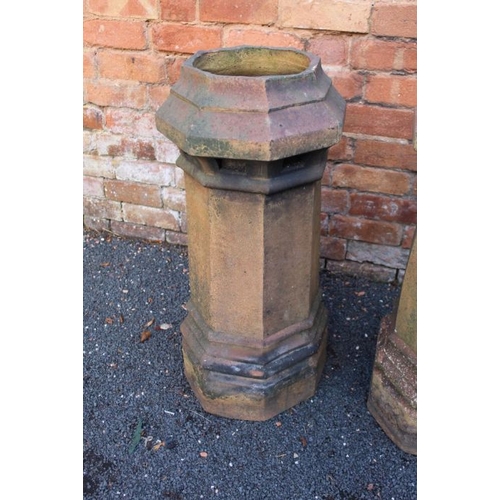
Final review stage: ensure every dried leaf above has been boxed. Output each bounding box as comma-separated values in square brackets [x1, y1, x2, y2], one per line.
[140, 330, 152, 343]
[129, 418, 143, 455]
[144, 319, 154, 328]
[275, 421, 282, 427]
[153, 441, 165, 452]
[160, 323, 173, 330]
[355, 291, 366, 297]
[100, 262, 110, 267]
[299, 436, 307, 448]
[105, 317, 113, 325]
[119, 314, 124, 324]
[199, 451, 208, 458]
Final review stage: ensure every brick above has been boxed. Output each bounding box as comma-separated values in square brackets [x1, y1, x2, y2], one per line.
[83, 176, 105, 198]
[347, 240, 410, 269]
[320, 236, 346, 260]
[165, 230, 188, 246]
[402, 225, 416, 249]
[116, 160, 176, 185]
[83, 19, 146, 49]
[279, 0, 371, 34]
[83, 131, 96, 154]
[97, 50, 166, 83]
[83, 106, 103, 130]
[175, 167, 185, 189]
[160, 0, 196, 21]
[117, 137, 156, 160]
[344, 104, 414, 139]
[307, 36, 347, 66]
[122, 203, 180, 230]
[371, 3, 417, 38]
[324, 69, 364, 101]
[83, 50, 96, 78]
[87, 0, 157, 19]
[354, 139, 417, 171]
[349, 193, 417, 224]
[154, 137, 180, 164]
[85, 80, 148, 109]
[326, 260, 396, 282]
[83, 196, 122, 220]
[327, 137, 354, 162]
[83, 155, 117, 178]
[224, 28, 303, 50]
[331, 215, 402, 246]
[105, 109, 157, 137]
[162, 187, 186, 212]
[321, 187, 349, 213]
[93, 133, 123, 157]
[148, 85, 171, 109]
[365, 74, 416, 108]
[152, 24, 222, 54]
[351, 38, 417, 72]
[332, 164, 411, 195]
[320, 212, 329, 236]
[167, 57, 188, 85]
[201, 0, 278, 24]
[104, 179, 162, 207]
[321, 163, 332, 185]
[84, 216, 110, 233]
[110, 220, 166, 241]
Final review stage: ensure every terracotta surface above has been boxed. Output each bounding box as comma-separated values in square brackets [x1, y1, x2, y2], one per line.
[367, 233, 417, 454]
[155, 46, 345, 420]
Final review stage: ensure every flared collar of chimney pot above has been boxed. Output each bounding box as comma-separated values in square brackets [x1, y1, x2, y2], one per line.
[155, 45, 346, 162]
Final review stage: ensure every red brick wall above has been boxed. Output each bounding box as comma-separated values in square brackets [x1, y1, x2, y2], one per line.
[83, 0, 417, 282]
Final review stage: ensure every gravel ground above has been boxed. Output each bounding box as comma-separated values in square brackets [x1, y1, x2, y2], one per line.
[83, 230, 417, 500]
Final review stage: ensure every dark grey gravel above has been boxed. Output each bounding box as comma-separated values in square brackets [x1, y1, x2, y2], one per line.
[83, 230, 416, 500]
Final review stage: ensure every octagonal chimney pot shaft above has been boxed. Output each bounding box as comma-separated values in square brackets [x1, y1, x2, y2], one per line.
[156, 46, 346, 420]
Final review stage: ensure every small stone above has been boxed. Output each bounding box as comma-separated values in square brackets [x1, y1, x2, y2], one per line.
[165, 437, 177, 449]
[200, 451, 208, 458]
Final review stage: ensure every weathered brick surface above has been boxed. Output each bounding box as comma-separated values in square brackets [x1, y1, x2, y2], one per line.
[104, 179, 162, 207]
[122, 203, 180, 231]
[83, 155, 117, 179]
[331, 215, 402, 246]
[279, 0, 372, 33]
[161, 187, 186, 212]
[201, 0, 278, 24]
[97, 50, 166, 83]
[110, 220, 166, 241]
[354, 139, 417, 171]
[351, 38, 417, 72]
[347, 240, 410, 269]
[85, 80, 148, 109]
[321, 187, 349, 213]
[332, 164, 411, 196]
[402, 226, 416, 249]
[84, 196, 122, 220]
[165, 230, 188, 246]
[365, 74, 417, 108]
[83, 19, 146, 49]
[326, 260, 396, 283]
[115, 160, 176, 186]
[224, 27, 303, 49]
[307, 36, 347, 65]
[84, 216, 110, 233]
[152, 24, 222, 53]
[324, 69, 364, 101]
[105, 109, 157, 137]
[344, 104, 415, 139]
[87, 0, 158, 19]
[349, 193, 417, 224]
[320, 236, 346, 261]
[371, 2, 417, 38]
[160, 0, 196, 21]
[83, 50, 96, 78]
[83, 106, 103, 130]
[83, 176, 105, 198]
[327, 137, 354, 162]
